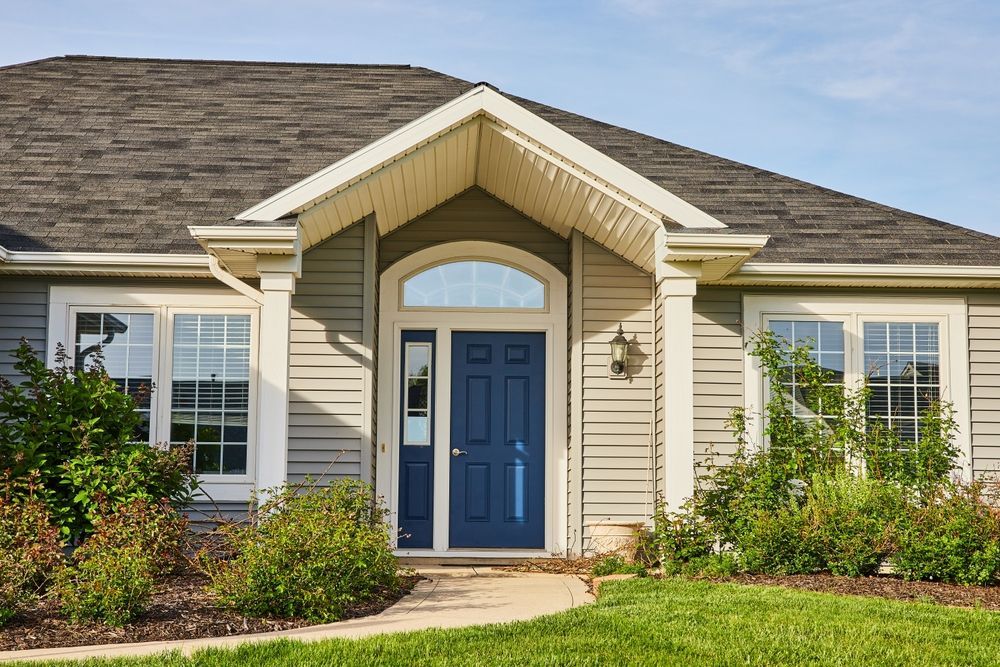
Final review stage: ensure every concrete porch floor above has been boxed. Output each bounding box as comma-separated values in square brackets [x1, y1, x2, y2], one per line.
[0, 567, 593, 663]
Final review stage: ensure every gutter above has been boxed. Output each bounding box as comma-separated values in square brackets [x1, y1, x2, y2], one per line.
[725, 262, 1000, 288]
[0, 247, 211, 277]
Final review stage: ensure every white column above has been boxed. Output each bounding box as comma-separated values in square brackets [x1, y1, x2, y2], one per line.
[660, 262, 700, 511]
[255, 254, 299, 495]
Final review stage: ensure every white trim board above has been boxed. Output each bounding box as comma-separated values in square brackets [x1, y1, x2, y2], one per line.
[376, 241, 569, 556]
[742, 294, 972, 479]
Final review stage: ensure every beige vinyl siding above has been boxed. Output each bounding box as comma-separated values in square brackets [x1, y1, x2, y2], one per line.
[968, 293, 1000, 479]
[0, 279, 48, 383]
[288, 222, 367, 484]
[693, 288, 744, 475]
[379, 188, 569, 274]
[580, 239, 655, 544]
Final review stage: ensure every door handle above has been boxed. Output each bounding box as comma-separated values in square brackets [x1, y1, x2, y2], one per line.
[451, 448, 468, 457]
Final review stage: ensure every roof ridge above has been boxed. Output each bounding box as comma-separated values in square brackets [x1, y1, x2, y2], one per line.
[0, 55, 65, 72]
[60, 54, 414, 69]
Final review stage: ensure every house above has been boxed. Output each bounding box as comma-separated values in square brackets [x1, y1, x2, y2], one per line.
[2, 55, 999, 558]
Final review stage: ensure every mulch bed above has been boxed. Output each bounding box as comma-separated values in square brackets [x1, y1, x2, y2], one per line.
[711, 573, 1000, 611]
[0, 571, 421, 652]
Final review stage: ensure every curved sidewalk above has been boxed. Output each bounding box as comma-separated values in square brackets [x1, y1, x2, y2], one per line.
[0, 567, 593, 664]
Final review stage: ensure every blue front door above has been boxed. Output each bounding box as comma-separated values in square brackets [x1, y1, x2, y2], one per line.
[450, 332, 545, 549]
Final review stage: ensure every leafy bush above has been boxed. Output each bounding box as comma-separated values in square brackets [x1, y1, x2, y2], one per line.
[0, 494, 64, 626]
[79, 498, 190, 576]
[204, 480, 399, 622]
[651, 501, 714, 568]
[591, 554, 647, 577]
[662, 553, 739, 578]
[804, 472, 904, 577]
[56, 545, 155, 626]
[736, 503, 822, 575]
[53, 499, 182, 626]
[0, 341, 198, 541]
[892, 484, 1000, 585]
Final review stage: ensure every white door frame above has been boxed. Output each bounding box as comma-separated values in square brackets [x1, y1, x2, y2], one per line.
[376, 241, 569, 557]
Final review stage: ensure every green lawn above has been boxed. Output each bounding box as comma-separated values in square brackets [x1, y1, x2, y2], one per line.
[21, 578, 1000, 667]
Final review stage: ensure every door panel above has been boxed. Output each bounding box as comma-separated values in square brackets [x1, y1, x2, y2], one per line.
[450, 332, 545, 548]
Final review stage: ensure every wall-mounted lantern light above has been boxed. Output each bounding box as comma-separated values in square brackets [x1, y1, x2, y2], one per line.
[609, 323, 629, 377]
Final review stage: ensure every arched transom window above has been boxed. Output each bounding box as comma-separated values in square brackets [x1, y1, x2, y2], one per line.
[402, 260, 546, 309]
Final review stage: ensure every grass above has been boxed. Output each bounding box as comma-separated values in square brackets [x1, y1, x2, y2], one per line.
[17, 577, 1000, 666]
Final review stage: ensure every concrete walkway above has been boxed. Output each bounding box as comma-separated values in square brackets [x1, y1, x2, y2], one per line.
[0, 567, 592, 663]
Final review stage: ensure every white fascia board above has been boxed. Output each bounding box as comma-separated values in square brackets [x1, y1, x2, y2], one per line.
[0, 251, 210, 276]
[188, 225, 300, 254]
[235, 86, 726, 230]
[728, 262, 1000, 287]
[663, 232, 769, 259]
[0, 245, 9, 263]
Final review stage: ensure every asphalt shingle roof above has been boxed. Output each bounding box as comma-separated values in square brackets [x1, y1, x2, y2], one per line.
[1, 55, 997, 265]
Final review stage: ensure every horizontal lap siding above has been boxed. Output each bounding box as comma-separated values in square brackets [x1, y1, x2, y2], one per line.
[378, 188, 569, 274]
[0, 279, 48, 383]
[693, 288, 743, 476]
[581, 240, 654, 544]
[969, 293, 1000, 479]
[289, 223, 367, 484]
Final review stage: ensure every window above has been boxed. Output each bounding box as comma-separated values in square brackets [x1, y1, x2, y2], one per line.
[744, 295, 970, 473]
[864, 322, 940, 442]
[403, 342, 432, 445]
[74, 311, 155, 441]
[769, 320, 845, 419]
[402, 260, 545, 309]
[57, 289, 258, 491]
[170, 314, 252, 474]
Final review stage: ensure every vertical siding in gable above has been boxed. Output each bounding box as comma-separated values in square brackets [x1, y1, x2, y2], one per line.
[580, 239, 655, 545]
[0, 279, 48, 383]
[693, 288, 744, 475]
[378, 188, 569, 274]
[288, 223, 367, 484]
[968, 293, 1000, 479]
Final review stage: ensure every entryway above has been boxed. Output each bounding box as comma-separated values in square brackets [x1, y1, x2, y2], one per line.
[376, 241, 568, 556]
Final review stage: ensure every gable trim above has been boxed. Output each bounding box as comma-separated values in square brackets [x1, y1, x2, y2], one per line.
[234, 85, 726, 230]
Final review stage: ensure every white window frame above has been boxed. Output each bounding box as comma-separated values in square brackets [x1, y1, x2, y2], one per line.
[402, 341, 433, 446]
[743, 294, 971, 479]
[48, 286, 261, 500]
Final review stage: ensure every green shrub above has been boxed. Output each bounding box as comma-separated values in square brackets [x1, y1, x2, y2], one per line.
[662, 553, 739, 578]
[53, 499, 182, 626]
[892, 484, 1000, 585]
[80, 498, 190, 576]
[0, 494, 64, 626]
[804, 472, 904, 577]
[0, 341, 198, 541]
[56, 545, 155, 626]
[651, 502, 714, 568]
[591, 554, 646, 577]
[204, 480, 399, 622]
[737, 503, 823, 575]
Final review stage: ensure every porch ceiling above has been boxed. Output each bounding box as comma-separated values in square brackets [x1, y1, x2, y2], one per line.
[233, 85, 728, 274]
[296, 115, 663, 270]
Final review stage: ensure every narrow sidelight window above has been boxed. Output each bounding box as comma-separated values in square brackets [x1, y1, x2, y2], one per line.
[403, 342, 432, 445]
[170, 314, 252, 474]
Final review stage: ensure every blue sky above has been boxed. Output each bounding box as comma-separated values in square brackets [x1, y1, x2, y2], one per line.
[3, 1, 999, 235]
